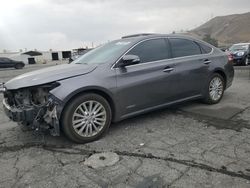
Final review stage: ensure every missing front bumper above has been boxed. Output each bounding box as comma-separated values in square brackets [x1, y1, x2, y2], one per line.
[3, 98, 60, 136]
[3, 99, 34, 122]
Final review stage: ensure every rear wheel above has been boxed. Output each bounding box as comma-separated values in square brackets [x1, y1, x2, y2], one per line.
[244, 57, 249, 66]
[61, 93, 112, 143]
[203, 73, 225, 104]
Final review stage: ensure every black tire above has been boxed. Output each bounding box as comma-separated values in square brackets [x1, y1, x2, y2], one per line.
[203, 73, 225, 104]
[15, 63, 24, 69]
[61, 93, 112, 143]
[244, 57, 249, 66]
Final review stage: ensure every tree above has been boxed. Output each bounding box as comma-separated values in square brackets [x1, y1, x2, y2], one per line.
[203, 34, 218, 47]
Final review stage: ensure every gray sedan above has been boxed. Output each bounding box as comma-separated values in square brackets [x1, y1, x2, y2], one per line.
[2, 34, 234, 143]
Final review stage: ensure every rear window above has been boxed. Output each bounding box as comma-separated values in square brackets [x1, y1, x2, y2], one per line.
[169, 38, 202, 58]
[198, 42, 213, 54]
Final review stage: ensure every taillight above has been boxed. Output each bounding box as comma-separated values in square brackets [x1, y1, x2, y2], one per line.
[228, 54, 233, 61]
[227, 52, 233, 63]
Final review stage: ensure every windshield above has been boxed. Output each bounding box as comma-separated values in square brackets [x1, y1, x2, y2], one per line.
[72, 39, 135, 65]
[229, 44, 248, 51]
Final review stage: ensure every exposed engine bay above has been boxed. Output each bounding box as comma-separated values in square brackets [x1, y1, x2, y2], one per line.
[6, 87, 49, 107]
[3, 83, 60, 136]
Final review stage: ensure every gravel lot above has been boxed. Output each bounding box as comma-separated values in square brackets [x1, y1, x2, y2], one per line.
[0, 64, 250, 188]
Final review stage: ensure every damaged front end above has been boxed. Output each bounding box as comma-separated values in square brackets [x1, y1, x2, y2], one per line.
[2, 82, 62, 136]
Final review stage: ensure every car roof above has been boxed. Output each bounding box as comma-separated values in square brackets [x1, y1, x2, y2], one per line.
[233, 43, 250, 45]
[120, 33, 215, 49]
[121, 33, 193, 39]
[121, 33, 203, 41]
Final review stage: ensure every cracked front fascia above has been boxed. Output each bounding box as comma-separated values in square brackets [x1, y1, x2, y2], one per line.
[43, 96, 63, 136]
[3, 87, 63, 136]
[17, 100, 61, 136]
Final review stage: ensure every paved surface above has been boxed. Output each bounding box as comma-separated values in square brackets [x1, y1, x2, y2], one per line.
[0, 64, 250, 188]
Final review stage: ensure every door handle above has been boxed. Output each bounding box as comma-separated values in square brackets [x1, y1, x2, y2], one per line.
[203, 59, 211, 65]
[163, 67, 174, 73]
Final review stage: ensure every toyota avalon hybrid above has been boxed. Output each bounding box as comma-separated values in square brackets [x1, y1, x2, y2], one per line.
[1, 34, 234, 143]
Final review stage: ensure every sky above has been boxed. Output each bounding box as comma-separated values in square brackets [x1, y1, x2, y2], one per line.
[0, 0, 249, 52]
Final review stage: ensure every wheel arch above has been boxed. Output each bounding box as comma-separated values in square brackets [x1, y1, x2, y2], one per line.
[213, 69, 227, 88]
[60, 87, 116, 122]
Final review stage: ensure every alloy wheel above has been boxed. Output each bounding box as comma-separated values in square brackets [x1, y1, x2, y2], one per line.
[72, 100, 107, 137]
[209, 77, 223, 101]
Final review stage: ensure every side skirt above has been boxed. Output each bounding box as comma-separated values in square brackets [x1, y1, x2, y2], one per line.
[118, 94, 202, 121]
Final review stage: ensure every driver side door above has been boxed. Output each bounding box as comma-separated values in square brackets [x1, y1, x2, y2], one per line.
[115, 38, 178, 118]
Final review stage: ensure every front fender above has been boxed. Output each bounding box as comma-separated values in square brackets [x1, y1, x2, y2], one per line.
[49, 73, 117, 121]
[61, 85, 115, 105]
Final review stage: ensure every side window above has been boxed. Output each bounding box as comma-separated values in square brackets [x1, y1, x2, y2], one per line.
[169, 38, 202, 58]
[127, 39, 170, 64]
[197, 42, 213, 54]
[0, 58, 7, 62]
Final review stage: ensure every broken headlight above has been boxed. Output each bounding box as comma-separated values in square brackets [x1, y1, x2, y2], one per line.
[6, 82, 60, 108]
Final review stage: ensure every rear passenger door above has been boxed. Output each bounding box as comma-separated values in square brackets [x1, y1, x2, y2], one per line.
[168, 38, 211, 98]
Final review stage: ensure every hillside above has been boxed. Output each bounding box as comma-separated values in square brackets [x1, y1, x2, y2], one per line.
[190, 12, 250, 46]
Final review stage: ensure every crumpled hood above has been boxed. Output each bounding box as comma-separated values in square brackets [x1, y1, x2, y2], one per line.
[5, 63, 97, 90]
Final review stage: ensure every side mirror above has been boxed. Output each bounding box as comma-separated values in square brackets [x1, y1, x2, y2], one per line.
[120, 55, 140, 67]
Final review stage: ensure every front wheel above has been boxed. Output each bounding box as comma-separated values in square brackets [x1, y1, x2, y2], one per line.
[61, 93, 112, 143]
[203, 73, 225, 104]
[15, 63, 24, 69]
